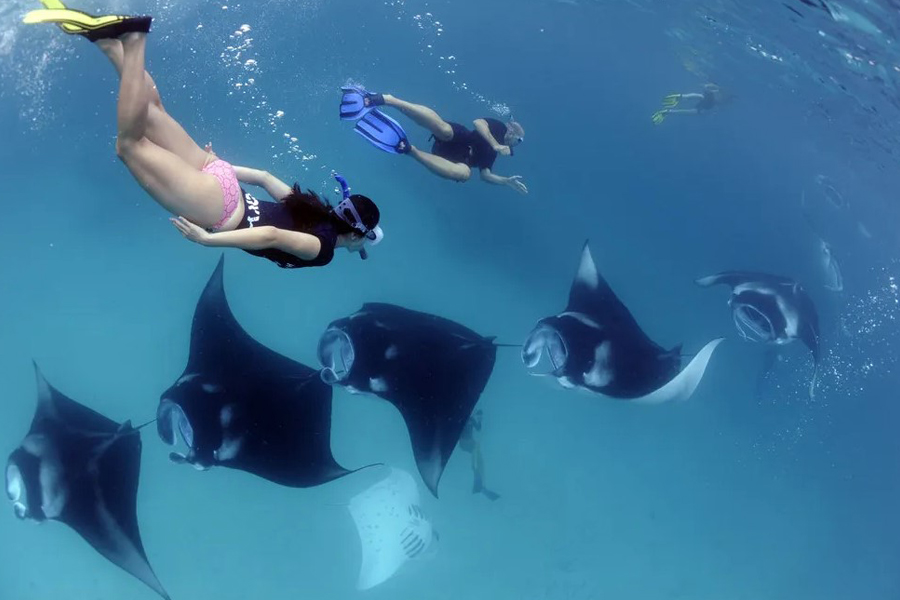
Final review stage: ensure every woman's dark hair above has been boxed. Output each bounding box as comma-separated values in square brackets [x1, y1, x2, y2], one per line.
[281, 184, 380, 236]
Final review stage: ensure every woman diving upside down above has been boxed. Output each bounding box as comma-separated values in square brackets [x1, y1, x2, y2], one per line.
[25, 3, 383, 268]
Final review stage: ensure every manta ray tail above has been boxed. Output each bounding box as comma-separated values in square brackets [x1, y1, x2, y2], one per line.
[348, 462, 386, 476]
[481, 336, 520, 349]
[133, 418, 158, 431]
[808, 365, 818, 400]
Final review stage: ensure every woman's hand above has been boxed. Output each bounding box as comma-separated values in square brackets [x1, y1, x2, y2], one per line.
[494, 144, 512, 156]
[171, 216, 212, 245]
[506, 175, 528, 195]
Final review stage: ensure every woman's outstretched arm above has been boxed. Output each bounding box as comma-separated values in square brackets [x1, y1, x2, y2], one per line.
[232, 166, 293, 201]
[170, 217, 321, 259]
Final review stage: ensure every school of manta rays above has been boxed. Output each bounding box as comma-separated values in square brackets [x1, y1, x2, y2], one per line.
[4, 220, 839, 598]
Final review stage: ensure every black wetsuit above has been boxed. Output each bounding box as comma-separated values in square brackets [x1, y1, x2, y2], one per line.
[431, 118, 509, 171]
[237, 190, 337, 269]
[696, 90, 717, 113]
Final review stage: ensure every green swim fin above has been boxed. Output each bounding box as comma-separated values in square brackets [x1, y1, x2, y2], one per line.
[662, 93, 681, 108]
[23, 8, 152, 41]
[651, 110, 667, 125]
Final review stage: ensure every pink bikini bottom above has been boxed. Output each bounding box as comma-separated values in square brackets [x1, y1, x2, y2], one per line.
[202, 158, 241, 230]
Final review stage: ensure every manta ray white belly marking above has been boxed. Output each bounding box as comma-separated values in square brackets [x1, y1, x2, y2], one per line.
[558, 311, 601, 329]
[176, 373, 199, 386]
[583, 341, 613, 388]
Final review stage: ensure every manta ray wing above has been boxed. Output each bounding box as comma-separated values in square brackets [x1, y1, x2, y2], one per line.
[12, 366, 169, 599]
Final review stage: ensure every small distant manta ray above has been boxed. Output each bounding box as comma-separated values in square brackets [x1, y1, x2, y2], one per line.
[696, 271, 821, 398]
[6, 364, 170, 599]
[349, 467, 439, 591]
[158, 255, 368, 487]
[317, 303, 498, 498]
[819, 240, 844, 292]
[522, 241, 723, 403]
[801, 191, 844, 292]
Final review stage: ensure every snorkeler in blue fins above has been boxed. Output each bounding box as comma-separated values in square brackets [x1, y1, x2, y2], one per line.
[340, 87, 528, 195]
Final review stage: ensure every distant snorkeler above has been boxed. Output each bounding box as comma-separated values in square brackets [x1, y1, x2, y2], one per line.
[23, 2, 383, 269]
[339, 87, 528, 195]
[651, 83, 733, 125]
[458, 409, 500, 501]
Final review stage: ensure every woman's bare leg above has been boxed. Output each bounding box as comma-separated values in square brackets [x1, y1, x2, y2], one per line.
[97, 38, 209, 170]
[114, 32, 223, 226]
[382, 94, 455, 142]
[409, 145, 471, 182]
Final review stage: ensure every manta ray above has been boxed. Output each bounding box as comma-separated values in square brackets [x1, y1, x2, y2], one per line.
[522, 241, 723, 403]
[157, 255, 367, 487]
[696, 270, 821, 398]
[7, 364, 169, 599]
[317, 303, 498, 497]
[349, 468, 438, 590]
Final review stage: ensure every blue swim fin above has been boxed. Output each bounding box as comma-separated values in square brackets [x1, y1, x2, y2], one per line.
[354, 109, 409, 155]
[340, 86, 384, 121]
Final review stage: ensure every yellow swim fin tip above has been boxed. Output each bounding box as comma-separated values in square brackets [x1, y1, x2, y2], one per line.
[21, 9, 126, 31]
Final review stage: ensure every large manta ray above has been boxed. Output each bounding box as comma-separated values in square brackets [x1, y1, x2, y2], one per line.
[696, 270, 820, 398]
[157, 255, 362, 487]
[6, 364, 169, 599]
[317, 303, 497, 498]
[522, 242, 722, 402]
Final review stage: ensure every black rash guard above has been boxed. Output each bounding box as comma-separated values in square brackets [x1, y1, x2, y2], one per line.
[430, 118, 509, 171]
[236, 190, 338, 269]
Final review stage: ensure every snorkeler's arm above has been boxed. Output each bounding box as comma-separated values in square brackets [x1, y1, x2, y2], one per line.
[480, 169, 528, 194]
[206, 227, 321, 259]
[473, 118, 508, 152]
[232, 166, 293, 201]
[172, 218, 321, 259]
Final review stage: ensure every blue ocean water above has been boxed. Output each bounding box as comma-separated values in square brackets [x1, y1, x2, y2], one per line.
[1, 0, 899, 598]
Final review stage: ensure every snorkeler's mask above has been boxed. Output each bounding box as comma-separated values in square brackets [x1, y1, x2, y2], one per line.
[332, 174, 383, 260]
[506, 116, 523, 154]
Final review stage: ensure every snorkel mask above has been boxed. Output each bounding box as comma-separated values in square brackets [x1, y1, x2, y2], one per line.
[506, 116, 524, 154]
[332, 174, 383, 260]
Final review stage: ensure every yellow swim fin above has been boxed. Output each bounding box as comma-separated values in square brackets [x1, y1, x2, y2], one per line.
[662, 93, 681, 108]
[37, 0, 83, 34]
[651, 110, 667, 125]
[23, 8, 151, 41]
[23, 9, 124, 28]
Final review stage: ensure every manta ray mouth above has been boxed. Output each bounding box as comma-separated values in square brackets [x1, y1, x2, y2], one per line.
[733, 304, 776, 343]
[156, 399, 201, 465]
[521, 325, 568, 375]
[317, 328, 355, 384]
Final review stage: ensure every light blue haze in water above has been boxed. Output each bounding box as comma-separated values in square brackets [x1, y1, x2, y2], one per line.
[1, 0, 899, 598]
